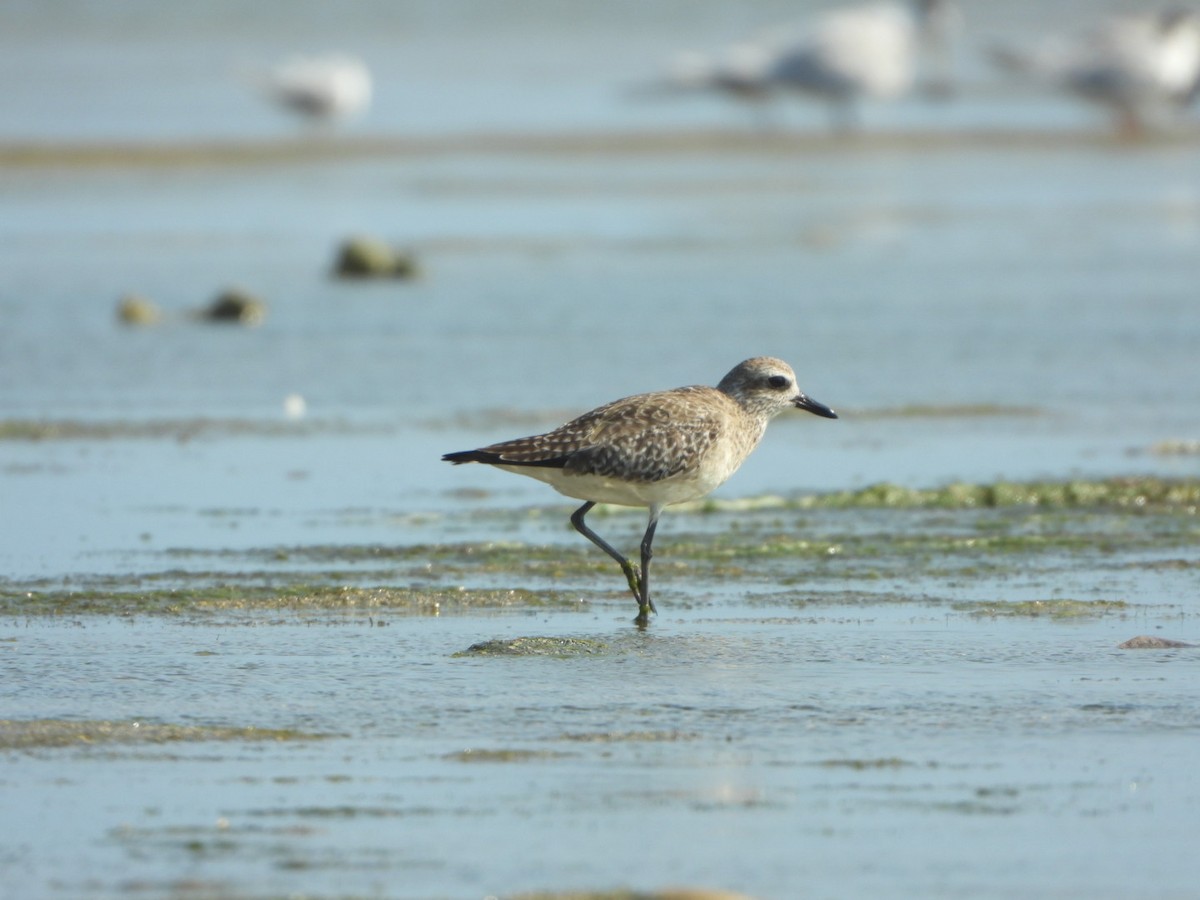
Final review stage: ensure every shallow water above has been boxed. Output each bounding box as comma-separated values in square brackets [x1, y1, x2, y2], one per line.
[4, 496, 1200, 899]
[3, 2, 1200, 898]
[4, 594, 1200, 900]
[3, 135, 1199, 580]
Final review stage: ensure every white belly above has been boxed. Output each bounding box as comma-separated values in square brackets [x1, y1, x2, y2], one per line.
[496, 449, 741, 509]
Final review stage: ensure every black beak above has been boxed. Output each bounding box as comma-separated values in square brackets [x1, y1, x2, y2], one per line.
[795, 393, 838, 419]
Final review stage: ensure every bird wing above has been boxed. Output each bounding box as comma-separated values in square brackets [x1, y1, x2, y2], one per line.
[562, 387, 727, 483]
[564, 417, 723, 483]
[772, 4, 915, 98]
[445, 386, 729, 483]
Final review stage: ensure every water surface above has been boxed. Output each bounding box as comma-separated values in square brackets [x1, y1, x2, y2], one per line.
[2, 2, 1200, 897]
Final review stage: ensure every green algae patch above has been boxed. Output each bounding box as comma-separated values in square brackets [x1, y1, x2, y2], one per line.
[816, 757, 916, 770]
[670, 536, 841, 561]
[456, 636, 612, 658]
[234, 539, 631, 582]
[0, 584, 583, 618]
[5, 475, 1196, 623]
[649, 477, 1200, 518]
[0, 417, 380, 442]
[957, 599, 1129, 619]
[560, 729, 700, 744]
[444, 748, 575, 763]
[745, 589, 934, 609]
[794, 477, 1200, 511]
[186, 585, 579, 614]
[668, 525, 1123, 574]
[0, 128, 1158, 172]
[0, 718, 324, 750]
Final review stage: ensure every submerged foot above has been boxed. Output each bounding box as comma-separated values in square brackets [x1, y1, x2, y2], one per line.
[633, 589, 657, 628]
[621, 558, 657, 627]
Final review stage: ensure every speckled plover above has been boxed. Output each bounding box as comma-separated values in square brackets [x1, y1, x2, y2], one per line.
[443, 357, 837, 626]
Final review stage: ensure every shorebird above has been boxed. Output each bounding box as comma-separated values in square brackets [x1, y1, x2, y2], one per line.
[249, 54, 372, 123]
[988, 8, 1200, 136]
[766, 0, 958, 129]
[659, 40, 780, 117]
[656, 1, 958, 131]
[442, 358, 837, 625]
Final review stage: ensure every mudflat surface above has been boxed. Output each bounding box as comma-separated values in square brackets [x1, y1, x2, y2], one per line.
[3, 2, 1200, 897]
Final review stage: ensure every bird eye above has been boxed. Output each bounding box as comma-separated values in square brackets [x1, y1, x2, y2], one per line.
[767, 375, 790, 389]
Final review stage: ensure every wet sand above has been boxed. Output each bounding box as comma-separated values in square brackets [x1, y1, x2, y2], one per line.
[3, 477, 1198, 898]
[3, 125, 1200, 170]
[3, 5, 1200, 891]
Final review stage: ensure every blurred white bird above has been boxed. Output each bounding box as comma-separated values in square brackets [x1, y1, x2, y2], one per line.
[658, 41, 779, 125]
[768, 0, 958, 128]
[250, 54, 372, 123]
[660, 1, 958, 131]
[989, 8, 1200, 135]
[665, 41, 778, 103]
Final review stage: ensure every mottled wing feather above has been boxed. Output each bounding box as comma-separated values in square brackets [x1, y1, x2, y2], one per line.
[565, 419, 722, 483]
[444, 386, 732, 483]
[564, 386, 728, 483]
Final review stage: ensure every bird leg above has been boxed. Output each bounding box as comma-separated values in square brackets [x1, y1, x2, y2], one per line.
[636, 510, 661, 625]
[570, 501, 654, 621]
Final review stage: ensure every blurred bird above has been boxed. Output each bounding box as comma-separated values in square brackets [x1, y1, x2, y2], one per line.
[658, 1, 958, 131]
[988, 8, 1200, 136]
[664, 41, 777, 104]
[656, 40, 779, 126]
[767, 0, 958, 128]
[248, 54, 372, 124]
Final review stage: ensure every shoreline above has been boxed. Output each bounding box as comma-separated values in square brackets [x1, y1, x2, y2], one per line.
[3, 125, 1199, 168]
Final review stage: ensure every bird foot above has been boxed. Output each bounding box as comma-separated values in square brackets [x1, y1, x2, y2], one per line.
[633, 601, 655, 629]
[633, 588, 656, 627]
[621, 564, 656, 626]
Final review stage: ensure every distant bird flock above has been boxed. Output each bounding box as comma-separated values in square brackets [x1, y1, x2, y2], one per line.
[988, 7, 1200, 135]
[658, 1, 1200, 135]
[660, 0, 958, 129]
[240, 4, 1200, 137]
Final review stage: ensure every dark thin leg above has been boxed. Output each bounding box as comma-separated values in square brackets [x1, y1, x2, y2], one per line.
[636, 510, 661, 626]
[570, 501, 643, 604]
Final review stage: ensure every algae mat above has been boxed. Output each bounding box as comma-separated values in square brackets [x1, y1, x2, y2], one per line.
[2, 478, 1198, 900]
[3, 476, 1196, 624]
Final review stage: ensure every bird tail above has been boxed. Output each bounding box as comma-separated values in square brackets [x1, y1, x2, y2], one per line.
[442, 450, 495, 465]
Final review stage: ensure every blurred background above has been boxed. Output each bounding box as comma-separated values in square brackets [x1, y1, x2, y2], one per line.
[1, 0, 1198, 577]
[4, 7, 1200, 898]
[3, 0, 1197, 139]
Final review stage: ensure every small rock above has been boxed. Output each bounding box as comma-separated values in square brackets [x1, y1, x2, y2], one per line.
[333, 236, 419, 279]
[202, 288, 267, 325]
[1117, 635, 1195, 649]
[457, 636, 608, 658]
[116, 293, 162, 326]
